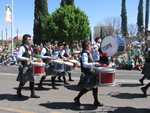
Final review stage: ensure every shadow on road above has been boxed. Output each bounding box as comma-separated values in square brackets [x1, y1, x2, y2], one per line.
[14, 86, 51, 91]
[64, 84, 80, 91]
[40, 103, 150, 113]
[40, 102, 98, 111]
[0, 93, 29, 101]
[109, 92, 146, 99]
[107, 107, 150, 113]
[119, 83, 142, 87]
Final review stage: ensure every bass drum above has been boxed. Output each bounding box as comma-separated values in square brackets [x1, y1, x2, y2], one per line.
[101, 36, 126, 56]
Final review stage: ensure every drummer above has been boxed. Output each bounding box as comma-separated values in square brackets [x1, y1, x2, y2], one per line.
[99, 49, 109, 66]
[140, 48, 150, 97]
[58, 43, 74, 82]
[38, 42, 58, 89]
[54, 43, 69, 84]
[16, 34, 40, 98]
[74, 40, 103, 106]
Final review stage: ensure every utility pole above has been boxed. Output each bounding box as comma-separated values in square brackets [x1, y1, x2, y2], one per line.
[11, 0, 14, 55]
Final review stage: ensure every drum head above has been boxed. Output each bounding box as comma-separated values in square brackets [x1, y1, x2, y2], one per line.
[101, 36, 118, 57]
[101, 68, 115, 73]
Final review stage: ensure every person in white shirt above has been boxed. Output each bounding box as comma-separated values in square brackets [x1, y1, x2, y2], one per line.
[16, 34, 40, 98]
[74, 40, 103, 106]
[38, 43, 58, 89]
[58, 44, 74, 82]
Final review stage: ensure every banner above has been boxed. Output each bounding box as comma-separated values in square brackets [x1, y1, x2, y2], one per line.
[5, 5, 12, 24]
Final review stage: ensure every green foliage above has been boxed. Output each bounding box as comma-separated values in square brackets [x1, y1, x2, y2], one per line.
[137, 0, 144, 33]
[121, 0, 128, 37]
[46, 5, 90, 43]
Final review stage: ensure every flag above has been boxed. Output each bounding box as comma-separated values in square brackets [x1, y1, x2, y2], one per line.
[5, 5, 12, 24]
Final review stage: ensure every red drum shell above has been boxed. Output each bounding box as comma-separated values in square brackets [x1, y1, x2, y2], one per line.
[96, 68, 115, 85]
[32, 63, 45, 76]
[101, 71, 115, 84]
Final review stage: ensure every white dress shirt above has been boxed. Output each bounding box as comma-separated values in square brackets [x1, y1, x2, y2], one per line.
[41, 48, 51, 59]
[81, 52, 96, 69]
[17, 46, 30, 61]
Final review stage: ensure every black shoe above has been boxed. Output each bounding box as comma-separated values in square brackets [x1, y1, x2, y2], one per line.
[17, 90, 23, 97]
[30, 94, 40, 98]
[74, 97, 81, 105]
[38, 85, 45, 89]
[69, 79, 74, 81]
[93, 101, 103, 106]
[52, 86, 59, 90]
[141, 87, 147, 97]
[17, 92, 23, 97]
[139, 79, 144, 85]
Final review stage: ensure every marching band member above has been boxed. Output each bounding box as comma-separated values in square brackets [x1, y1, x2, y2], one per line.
[139, 43, 148, 85]
[99, 50, 109, 66]
[74, 40, 103, 106]
[16, 34, 40, 98]
[58, 43, 74, 82]
[141, 48, 150, 97]
[38, 43, 56, 89]
[64, 44, 74, 81]
[56, 43, 68, 84]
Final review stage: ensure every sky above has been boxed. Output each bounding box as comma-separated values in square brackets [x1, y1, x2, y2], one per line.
[0, 0, 149, 39]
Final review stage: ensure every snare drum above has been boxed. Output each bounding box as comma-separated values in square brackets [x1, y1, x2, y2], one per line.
[95, 67, 115, 85]
[68, 59, 80, 67]
[51, 60, 65, 73]
[32, 62, 45, 76]
[64, 61, 74, 72]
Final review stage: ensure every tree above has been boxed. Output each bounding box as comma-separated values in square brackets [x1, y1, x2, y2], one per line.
[121, 0, 128, 37]
[145, 0, 150, 36]
[137, 0, 144, 33]
[47, 5, 90, 44]
[33, 0, 48, 44]
[61, 0, 74, 6]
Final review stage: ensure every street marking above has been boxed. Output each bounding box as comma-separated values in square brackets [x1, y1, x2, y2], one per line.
[0, 107, 36, 113]
[0, 72, 16, 76]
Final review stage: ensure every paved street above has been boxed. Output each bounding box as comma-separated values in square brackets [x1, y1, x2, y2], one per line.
[0, 65, 150, 113]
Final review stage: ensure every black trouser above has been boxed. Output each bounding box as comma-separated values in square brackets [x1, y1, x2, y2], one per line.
[51, 76, 56, 88]
[75, 87, 99, 103]
[39, 75, 59, 88]
[17, 81, 35, 96]
[38, 75, 46, 87]
[143, 82, 150, 90]
[58, 72, 73, 81]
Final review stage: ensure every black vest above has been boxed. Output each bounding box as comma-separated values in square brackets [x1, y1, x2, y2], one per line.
[43, 47, 51, 63]
[44, 47, 51, 56]
[21, 45, 30, 65]
[80, 50, 93, 74]
[145, 51, 150, 62]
